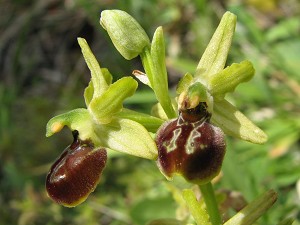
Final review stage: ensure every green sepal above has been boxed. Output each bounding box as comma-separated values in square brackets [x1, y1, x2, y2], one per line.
[195, 12, 237, 82]
[116, 108, 164, 132]
[176, 72, 194, 95]
[211, 99, 268, 144]
[46, 108, 99, 144]
[94, 118, 158, 160]
[208, 60, 255, 100]
[100, 10, 150, 60]
[78, 38, 108, 98]
[149, 27, 177, 119]
[89, 77, 138, 124]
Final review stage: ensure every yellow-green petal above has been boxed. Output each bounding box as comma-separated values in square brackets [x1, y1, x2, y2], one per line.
[208, 60, 255, 100]
[89, 77, 138, 124]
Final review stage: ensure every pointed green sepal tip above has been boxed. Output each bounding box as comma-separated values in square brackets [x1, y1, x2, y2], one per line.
[212, 100, 268, 144]
[77, 38, 108, 98]
[100, 10, 150, 60]
[46, 109, 91, 137]
[208, 60, 255, 100]
[195, 11, 237, 81]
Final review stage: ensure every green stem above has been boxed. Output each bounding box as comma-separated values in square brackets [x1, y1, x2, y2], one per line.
[199, 182, 222, 225]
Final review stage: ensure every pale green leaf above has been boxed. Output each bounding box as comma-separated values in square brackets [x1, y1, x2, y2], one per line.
[211, 99, 268, 144]
[89, 77, 138, 124]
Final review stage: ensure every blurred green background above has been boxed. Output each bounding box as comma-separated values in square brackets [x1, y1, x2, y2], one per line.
[1, 0, 300, 224]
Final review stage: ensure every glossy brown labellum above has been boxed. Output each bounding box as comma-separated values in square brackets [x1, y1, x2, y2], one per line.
[156, 114, 226, 185]
[46, 134, 107, 207]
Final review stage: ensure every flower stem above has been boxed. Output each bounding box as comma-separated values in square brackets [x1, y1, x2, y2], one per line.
[199, 182, 222, 225]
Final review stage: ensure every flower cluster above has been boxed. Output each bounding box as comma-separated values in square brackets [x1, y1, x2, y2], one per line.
[45, 10, 267, 210]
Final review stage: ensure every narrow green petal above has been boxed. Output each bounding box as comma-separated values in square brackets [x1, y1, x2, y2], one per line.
[78, 38, 108, 97]
[100, 10, 150, 60]
[208, 60, 255, 100]
[211, 99, 268, 144]
[101, 68, 113, 86]
[84, 81, 94, 106]
[116, 108, 164, 132]
[95, 118, 158, 160]
[176, 72, 194, 95]
[46, 108, 98, 143]
[195, 12, 237, 82]
[89, 77, 138, 124]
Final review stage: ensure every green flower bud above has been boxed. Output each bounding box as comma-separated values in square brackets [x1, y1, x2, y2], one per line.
[100, 10, 150, 60]
[46, 131, 107, 207]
